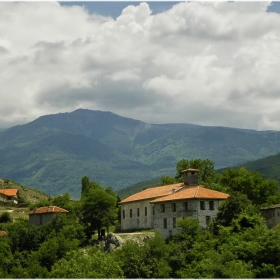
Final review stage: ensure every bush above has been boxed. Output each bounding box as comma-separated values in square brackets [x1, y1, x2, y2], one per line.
[0, 212, 12, 223]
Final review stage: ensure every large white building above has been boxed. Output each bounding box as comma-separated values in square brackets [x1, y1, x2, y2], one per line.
[119, 169, 229, 238]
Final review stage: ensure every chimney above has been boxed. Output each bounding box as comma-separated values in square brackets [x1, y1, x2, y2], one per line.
[182, 168, 199, 186]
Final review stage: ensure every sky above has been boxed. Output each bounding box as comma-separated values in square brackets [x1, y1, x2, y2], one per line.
[1, 1, 280, 131]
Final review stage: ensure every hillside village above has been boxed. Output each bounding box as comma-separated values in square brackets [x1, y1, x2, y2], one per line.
[1, 158, 280, 277]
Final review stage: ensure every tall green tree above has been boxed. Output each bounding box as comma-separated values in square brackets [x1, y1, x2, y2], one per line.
[81, 179, 118, 240]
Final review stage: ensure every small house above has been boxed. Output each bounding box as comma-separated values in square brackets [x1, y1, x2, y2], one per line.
[0, 189, 19, 205]
[28, 206, 69, 226]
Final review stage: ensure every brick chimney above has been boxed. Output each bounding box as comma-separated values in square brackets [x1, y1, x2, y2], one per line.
[182, 168, 199, 186]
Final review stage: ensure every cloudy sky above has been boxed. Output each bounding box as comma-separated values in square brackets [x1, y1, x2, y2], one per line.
[1, 1, 280, 131]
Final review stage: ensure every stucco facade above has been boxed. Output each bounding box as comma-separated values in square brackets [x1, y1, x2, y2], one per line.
[121, 199, 153, 230]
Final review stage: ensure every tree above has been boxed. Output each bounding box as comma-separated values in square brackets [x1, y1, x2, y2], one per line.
[5, 219, 41, 253]
[160, 176, 177, 186]
[81, 180, 118, 240]
[219, 167, 280, 205]
[213, 192, 256, 229]
[51, 193, 71, 210]
[175, 158, 217, 185]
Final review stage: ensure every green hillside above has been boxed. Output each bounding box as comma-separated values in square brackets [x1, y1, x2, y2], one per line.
[1, 109, 280, 198]
[0, 178, 49, 205]
[236, 152, 280, 183]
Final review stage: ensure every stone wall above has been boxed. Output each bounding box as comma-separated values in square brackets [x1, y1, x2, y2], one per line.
[153, 199, 225, 238]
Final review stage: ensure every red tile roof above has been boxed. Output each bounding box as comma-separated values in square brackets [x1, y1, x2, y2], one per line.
[0, 189, 18, 196]
[119, 183, 184, 204]
[28, 206, 69, 215]
[0, 230, 7, 236]
[120, 183, 229, 204]
[151, 185, 229, 203]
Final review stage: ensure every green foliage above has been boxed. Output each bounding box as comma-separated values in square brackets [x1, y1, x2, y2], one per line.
[40, 213, 86, 245]
[175, 158, 217, 184]
[113, 237, 172, 279]
[173, 218, 201, 244]
[4, 219, 41, 253]
[81, 177, 118, 240]
[28, 199, 50, 211]
[231, 213, 265, 232]
[213, 192, 256, 228]
[50, 247, 123, 278]
[35, 231, 80, 271]
[0, 212, 12, 223]
[0, 236, 13, 273]
[51, 193, 72, 211]
[160, 175, 177, 186]
[219, 167, 280, 205]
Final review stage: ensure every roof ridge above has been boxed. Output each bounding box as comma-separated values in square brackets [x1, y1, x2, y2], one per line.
[194, 185, 200, 198]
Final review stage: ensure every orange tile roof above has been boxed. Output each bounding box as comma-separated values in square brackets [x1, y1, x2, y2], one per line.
[28, 206, 69, 215]
[151, 185, 229, 203]
[119, 183, 184, 204]
[0, 189, 18, 196]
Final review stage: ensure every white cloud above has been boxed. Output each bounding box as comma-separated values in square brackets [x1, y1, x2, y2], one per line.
[0, 1, 280, 130]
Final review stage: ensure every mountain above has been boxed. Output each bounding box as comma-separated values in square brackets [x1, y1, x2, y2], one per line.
[1, 108, 280, 198]
[231, 152, 280, 183]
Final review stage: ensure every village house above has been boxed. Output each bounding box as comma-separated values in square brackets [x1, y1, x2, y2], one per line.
[119, 169, 229, 238]
[28, 206, 69, 226]
[260, 204, 280, 229]
[0, 189, 19, 205]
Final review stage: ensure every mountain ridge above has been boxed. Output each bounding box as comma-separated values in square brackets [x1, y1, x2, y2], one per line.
[1, 108, 280, 198]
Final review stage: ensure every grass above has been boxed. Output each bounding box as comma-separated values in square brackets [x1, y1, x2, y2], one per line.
[0, 206, 29, 222]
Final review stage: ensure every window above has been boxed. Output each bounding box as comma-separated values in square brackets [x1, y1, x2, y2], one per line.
[200, 201, 205, 210]
[183, 201, 188, 210]
[163, 218, 167, 229]
[153, 206, 155, 215]
[145, 207, 147, 216]
[137, 208, 140, 217]
[173, 218, 176, 228]
[172, 203, 176, 212]
[161, 204, 165, 213]
[130, 209, 132, 218]
[122, 210, 125, 219]
[209, 201, 214, 210]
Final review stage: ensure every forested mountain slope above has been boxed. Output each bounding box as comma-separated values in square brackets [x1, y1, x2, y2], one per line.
[1, 108, 280, 198]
